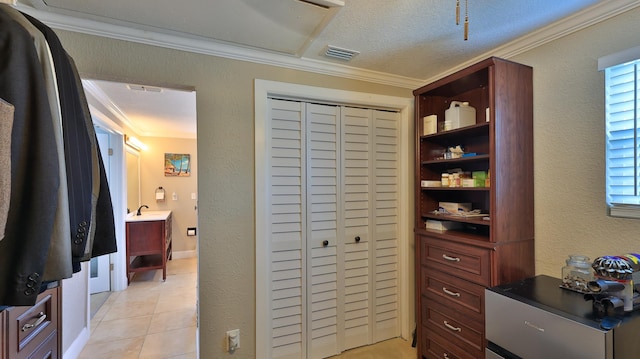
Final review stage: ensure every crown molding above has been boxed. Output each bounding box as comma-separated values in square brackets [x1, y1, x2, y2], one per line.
[16, 1, 640, 90]
[82, 80, 142, 134]
[15, 4, 423, 89]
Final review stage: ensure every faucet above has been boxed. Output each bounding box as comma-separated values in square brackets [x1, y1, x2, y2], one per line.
[136, 205, 149, 216]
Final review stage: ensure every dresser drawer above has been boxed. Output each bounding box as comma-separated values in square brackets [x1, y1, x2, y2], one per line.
[422, 297, 484, 354]
[422, 236, 491, 286]
[6, 287, 59, 359]
[422, 326, 478, 359]
[422, 266, 485, 322]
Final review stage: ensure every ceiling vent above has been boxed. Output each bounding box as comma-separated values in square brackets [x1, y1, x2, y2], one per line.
[127, 84, 163, 93]
[325, 45, 360, 61]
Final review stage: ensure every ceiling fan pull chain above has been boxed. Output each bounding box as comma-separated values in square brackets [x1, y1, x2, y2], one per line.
[464, 0, 469, 40]
[455, 0, 460, 25]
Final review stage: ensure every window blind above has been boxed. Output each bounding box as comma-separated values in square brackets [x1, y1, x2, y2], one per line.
[605, 59, 640, 218]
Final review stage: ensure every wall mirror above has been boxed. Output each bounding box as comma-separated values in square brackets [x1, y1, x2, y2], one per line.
[126, 148, 140, 213]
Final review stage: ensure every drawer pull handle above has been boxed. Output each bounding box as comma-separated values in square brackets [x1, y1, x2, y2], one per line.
[442, 287, 461, 297]
[524, 320, 545, 332]
[22, 312, 46, 332]
[442, 254, 460, 262]
[444, 354, 450, 359]
[444, 321, 462, 332]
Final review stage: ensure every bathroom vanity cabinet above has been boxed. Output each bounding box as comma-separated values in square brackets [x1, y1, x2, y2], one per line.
[126, 210, 172, 283]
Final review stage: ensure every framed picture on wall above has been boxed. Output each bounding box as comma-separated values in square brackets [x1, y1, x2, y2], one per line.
[165, 153, 191, 177]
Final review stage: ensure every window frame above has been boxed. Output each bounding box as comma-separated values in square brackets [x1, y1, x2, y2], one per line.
[601, 47, 640, 219]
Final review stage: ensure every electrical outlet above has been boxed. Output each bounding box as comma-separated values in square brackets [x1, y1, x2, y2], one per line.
[226, 329, 240, 352]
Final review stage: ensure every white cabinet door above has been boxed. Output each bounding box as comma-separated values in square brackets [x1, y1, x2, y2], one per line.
[268, 99, 306, 359]
[265, 100, 400, 359]
[306, 103, 340, 359]
[341, 107, 372, 350]
[372, 110, 401, 342]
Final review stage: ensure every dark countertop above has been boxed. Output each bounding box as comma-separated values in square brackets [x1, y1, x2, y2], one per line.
[487, 275, 640, 331]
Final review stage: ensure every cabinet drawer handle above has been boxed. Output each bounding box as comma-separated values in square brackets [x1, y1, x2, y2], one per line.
[442, 254, 460, 262]
[22, 312, 46, 332]
[524, 320, 545, 332]
[442, 287, 461, 297]
[443, 354, 450, 359]
[444, 320, 462, 332]
[322, 240, 329, 247]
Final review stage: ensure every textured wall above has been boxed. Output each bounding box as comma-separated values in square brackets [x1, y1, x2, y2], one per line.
[54, 29, 411, 358]
[513, 7, 640, 277]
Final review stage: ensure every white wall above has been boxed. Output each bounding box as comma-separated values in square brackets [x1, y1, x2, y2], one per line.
[61, 263, 89, 358]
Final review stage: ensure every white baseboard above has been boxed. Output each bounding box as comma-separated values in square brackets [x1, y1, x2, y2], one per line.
[172, 250, 197, 259]
[63, 327, 90, 359]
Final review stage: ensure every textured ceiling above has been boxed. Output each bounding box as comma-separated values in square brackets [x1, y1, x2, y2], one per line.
[14, 0, 638, 138]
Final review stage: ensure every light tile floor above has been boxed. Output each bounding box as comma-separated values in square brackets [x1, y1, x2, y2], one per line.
[81, 256, 416, 358]
[329, 338, 416, 359]
[80, 257, 198, 359]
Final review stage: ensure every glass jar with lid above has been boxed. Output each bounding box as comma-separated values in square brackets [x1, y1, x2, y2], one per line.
[561, 255, 594, 293]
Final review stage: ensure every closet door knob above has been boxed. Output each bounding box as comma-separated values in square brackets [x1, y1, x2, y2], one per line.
[355, 236, 361, 243]
[322, 240, 329, 247]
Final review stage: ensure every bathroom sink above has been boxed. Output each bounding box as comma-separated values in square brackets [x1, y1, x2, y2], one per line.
[126, 210, 172, 222]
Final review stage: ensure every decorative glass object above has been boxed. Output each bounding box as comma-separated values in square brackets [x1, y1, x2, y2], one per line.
[561, 255, 594, 293]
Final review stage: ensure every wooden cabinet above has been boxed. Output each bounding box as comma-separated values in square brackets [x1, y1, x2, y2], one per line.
[126, 211, 172, 283]
[413, 57, 535, 359]
[1, 286, 61, 359]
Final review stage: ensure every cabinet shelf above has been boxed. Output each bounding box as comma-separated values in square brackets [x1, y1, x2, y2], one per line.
[421, 186, 489, 191]
[420, 122, 489, 141]
[422, 212, 490, 226]
[421, 154, 490, 165]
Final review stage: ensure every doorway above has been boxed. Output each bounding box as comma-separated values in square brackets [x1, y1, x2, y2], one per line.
[83, 79, 199, 342]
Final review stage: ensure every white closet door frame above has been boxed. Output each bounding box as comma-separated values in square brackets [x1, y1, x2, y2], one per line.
[255, 80, 414, 359]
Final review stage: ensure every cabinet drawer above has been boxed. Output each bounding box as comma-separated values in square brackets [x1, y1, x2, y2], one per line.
[422, 236, 491, 286]
[422, 297, 484, 354]
[127, 221, 164, 254]
[422, 267, 485, 323]
[422, 326, 477, 359]
[6, 287, 58, 359]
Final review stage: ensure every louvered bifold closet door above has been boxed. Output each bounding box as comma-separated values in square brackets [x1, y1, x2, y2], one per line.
[372, 110, 401, 341]
[306, 103, 342, 359]
[340, 107, 373, 351]
[268, 99, 307, 359]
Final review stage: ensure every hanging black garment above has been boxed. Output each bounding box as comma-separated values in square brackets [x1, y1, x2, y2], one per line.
[22, 12, 96, 271]
[68, 53, 116, 261]
[0, 9, 59, 306]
